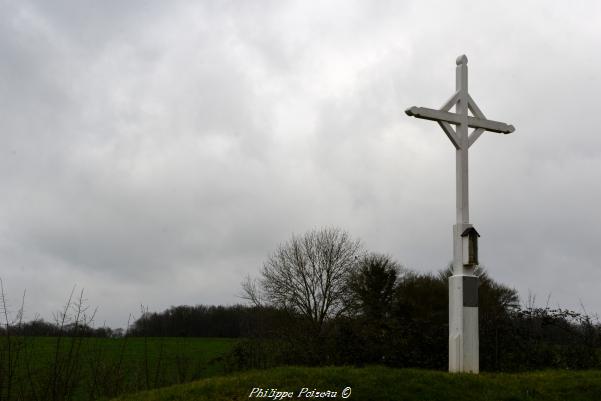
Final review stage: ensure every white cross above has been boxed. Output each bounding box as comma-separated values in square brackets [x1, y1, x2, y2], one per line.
[405, 54, 515, 374]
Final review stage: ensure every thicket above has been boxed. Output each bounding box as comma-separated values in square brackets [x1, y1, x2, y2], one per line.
[122, 237, 601, 373]
[232, 245, 601, 372]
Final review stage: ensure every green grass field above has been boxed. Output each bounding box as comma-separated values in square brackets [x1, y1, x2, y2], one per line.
[1, 336, 237, 401]
[5, 337, 601, 401]
[111, 366, 601, 401]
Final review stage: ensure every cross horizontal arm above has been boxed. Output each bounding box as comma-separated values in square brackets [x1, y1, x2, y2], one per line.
[405, 106, 515, 134]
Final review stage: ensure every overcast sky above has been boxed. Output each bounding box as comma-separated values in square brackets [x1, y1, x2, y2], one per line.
[1, 0, 601, 328]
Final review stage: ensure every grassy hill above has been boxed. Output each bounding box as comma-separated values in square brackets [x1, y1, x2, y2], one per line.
[111, 365, 601, 401]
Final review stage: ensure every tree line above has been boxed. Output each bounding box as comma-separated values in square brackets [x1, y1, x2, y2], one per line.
[233, 227, 601, 371]
[0, 305, 282, 339]
[1, 320, 122, 338]
[3, 227, 600, 372]
[126, 227, 601, 371]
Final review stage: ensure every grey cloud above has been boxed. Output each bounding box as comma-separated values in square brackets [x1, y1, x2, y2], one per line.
[1, 0, 601, 327]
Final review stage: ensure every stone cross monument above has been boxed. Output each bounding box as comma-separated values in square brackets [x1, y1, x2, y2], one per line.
[405, 55, 515, 373]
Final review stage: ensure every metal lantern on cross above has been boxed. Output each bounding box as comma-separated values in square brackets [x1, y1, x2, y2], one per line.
[461, 227, 480, 266]
[405, 55, 515, 373]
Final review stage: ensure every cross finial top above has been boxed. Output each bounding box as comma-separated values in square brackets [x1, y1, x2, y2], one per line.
[405, 54, 514, 150]
[456, 55, 468, 65]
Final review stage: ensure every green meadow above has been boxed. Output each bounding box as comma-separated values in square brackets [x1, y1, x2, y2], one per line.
[4, 337, 601, 400]
[0, 336, 237, 401]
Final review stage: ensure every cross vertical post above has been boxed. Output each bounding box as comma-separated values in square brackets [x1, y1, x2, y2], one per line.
[405, 55, 515, 373]
[455, 55, 469, 227]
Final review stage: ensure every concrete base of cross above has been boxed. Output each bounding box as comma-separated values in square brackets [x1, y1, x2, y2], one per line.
[449, 274, 479, 373]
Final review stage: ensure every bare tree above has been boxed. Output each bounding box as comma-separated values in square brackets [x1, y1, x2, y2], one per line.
[240, 275, 265, 308]
[242, 227, 363, 333]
